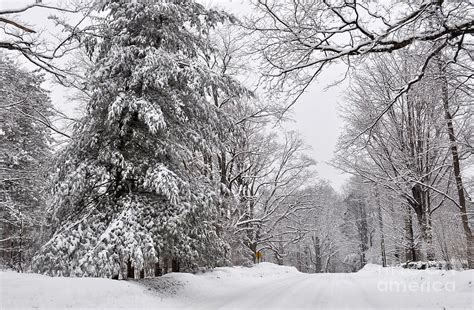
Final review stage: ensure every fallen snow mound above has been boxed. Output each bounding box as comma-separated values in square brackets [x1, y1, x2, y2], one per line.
[358, 263, 387, 272]
[188, 262, 299, 279]
[0, 270, 179, 309]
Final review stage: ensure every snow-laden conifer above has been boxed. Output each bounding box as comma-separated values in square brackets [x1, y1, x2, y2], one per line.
[33, 1, 248, 277]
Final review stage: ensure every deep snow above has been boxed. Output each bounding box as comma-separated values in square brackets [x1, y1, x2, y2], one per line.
[1, 263, 473, 309]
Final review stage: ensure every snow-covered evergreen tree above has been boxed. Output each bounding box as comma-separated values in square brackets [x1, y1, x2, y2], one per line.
[0, 57, 53, 271]
[32, 1, 248, 277]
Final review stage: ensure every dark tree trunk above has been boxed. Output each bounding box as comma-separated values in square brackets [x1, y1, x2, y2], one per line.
[171, 259, 180, 272]
[438, 60, 473, 269]
[249, 242, 258, 263]
[374, 187, 387, 267]
[154, 262, 162, 277]
[18, 217, 23, 272]
[126, 259, 135, 279]
[358, 202, 369, 268]
[312, 235, 321, 273]
[163, 258, 169, 275]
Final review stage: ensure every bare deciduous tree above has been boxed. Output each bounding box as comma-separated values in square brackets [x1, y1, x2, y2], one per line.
[0, 1, 97, 82]
[250, 0, 473, 115]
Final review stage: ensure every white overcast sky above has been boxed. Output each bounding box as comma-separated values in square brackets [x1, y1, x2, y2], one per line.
[2, 0, 350, 191]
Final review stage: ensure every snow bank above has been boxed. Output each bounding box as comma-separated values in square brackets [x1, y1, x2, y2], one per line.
[0, 271, 177, 309]
[359, 263, 387, 272]
[186, 262, 299, 280]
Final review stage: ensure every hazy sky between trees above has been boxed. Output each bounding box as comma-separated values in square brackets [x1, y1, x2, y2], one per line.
[2, 0, 350, 190]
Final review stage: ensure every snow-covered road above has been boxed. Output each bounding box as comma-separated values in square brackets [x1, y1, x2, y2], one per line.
[197, 273, 370, 309]
[2, 263, 473, 309]
[170, 264, 473, 309]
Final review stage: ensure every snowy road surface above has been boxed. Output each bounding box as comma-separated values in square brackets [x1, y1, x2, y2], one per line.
[1, 263, 473, 309]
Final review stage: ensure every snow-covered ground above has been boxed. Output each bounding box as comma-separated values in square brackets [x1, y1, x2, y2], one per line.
[1, 263, 473, 309]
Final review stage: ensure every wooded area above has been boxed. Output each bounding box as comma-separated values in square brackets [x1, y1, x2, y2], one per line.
[0, 0, 472, 278]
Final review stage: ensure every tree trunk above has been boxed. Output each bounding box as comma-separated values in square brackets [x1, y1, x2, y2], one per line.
[171, 259, 180, 272]
[324, 255, 331, 273]
[467, 236, 474, 269]
[154, 262, 162, 277]
[438, 60, 473, 269]
[249, 242, 258, 263]
[312, 235, 321, 273]
[358, 202, 368, 268]
[126, 259, 135, 279]
[421, 210, 435, 261]
[405, 206, 417, 262]
[163, 257, 169, 275]
[410, 185, 435, 261]
[18, 216, 23, 272]
[374, 187, 387, 267]
[296, 242, 302, 271]
[275, 240, 284, 265]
